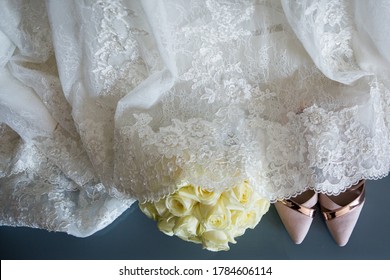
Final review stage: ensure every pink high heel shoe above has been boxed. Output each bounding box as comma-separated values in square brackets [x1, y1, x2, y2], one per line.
[319, 180, 366, 246]
[275, 190, 318, 244]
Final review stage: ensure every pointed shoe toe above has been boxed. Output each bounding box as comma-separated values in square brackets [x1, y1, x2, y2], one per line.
[319, 180, 366, 247]
[275, 190, 318, 244]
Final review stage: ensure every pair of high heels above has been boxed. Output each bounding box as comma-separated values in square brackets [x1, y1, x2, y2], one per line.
[275, 180, 365, 246]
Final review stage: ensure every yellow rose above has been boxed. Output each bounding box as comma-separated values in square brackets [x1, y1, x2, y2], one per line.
[194, 186, 221, 205]
[254, 197, 271, 215]
[235, 209, 261, 232]
[231, 181, 254, 207]
[230, 198, 270, 236]
[221, 181, 258, 211]
[139, 180, 271, 252]
[154, 198, 169, 217]
[165, 193, 196, 217]
[175, 185, 221, 205]
[157, 215, 177, 236]
[229, 210, 248, 237]
[249, 198, 270, 229]
[221, 189, 244, 211]
[173, 215, 201, 244]
[201, 230, 234, 252]
[198, 200, 231, 231]
[139, 202, 158, 220]
[176, 185, 199, 201]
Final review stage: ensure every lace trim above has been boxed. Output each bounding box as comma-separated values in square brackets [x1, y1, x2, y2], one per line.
[9, 58, 78, 137]
[0, 124, 20, 178]
[0, 125, 134, 236]
[111, 0, 390, 202]
[117, 79, 390, 202]
[34, 125, 96, 187]
[0, 0, 53, 62]
[91, 0, 149, 96]
[72, 0, 150, 188]
[117, 0, 390, 201]
[2, 0, 390, 208]
[282, 0, 365, 82]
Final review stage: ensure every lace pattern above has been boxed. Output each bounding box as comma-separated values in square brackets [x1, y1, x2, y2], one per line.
[1, 0, 390, 236]
[113, 0, 390, 202]
[91, 0, 150, 95]
[281, 0, 366, 83]
[118, 79, 390, 202]
[0, 124, 134, 237]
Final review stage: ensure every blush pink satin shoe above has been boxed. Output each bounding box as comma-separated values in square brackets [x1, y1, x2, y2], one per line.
[319, 180, 365, 247]
[275, 190, 318, 244]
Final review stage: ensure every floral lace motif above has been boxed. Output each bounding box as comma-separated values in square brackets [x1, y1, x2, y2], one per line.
[92, 0, 149, 95]
[0, 124, 134, 237]
[34, 125, 96, 187]
[0, 124, 20, 178]
[73, 0, 150, 187]
[9, 58, 78, 137]
[0, 0, 53, 62]
[115, 0, 390, 202]
[2, 0, 390, 235]
[121, 80, 390, 202]
[282, 0, 365, 82]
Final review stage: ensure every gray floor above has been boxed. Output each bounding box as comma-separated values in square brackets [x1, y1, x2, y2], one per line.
[1, 177, 389, 259]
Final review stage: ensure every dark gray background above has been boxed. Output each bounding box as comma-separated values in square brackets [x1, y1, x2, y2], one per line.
[1, 176, 389, 259]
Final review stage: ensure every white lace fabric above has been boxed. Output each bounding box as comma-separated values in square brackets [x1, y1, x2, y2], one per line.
[1, 0, 390, 236]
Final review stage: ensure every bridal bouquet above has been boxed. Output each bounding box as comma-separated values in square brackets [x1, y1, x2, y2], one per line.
[140, 181, 270, 251]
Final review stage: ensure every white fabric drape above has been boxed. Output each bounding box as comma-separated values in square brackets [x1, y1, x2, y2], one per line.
[1, 0, 390, 236]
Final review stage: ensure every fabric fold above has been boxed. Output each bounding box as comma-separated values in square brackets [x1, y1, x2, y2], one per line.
[1, 0, 390, 237]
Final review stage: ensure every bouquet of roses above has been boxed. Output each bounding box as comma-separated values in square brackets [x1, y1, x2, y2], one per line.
[140, 181, 270, 251]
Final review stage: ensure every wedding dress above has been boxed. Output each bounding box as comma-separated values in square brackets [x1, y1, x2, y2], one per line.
[1, 0, 390, 237]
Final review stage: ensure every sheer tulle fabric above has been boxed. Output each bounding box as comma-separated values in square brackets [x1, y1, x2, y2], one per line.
[1, 0, 390, 236]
